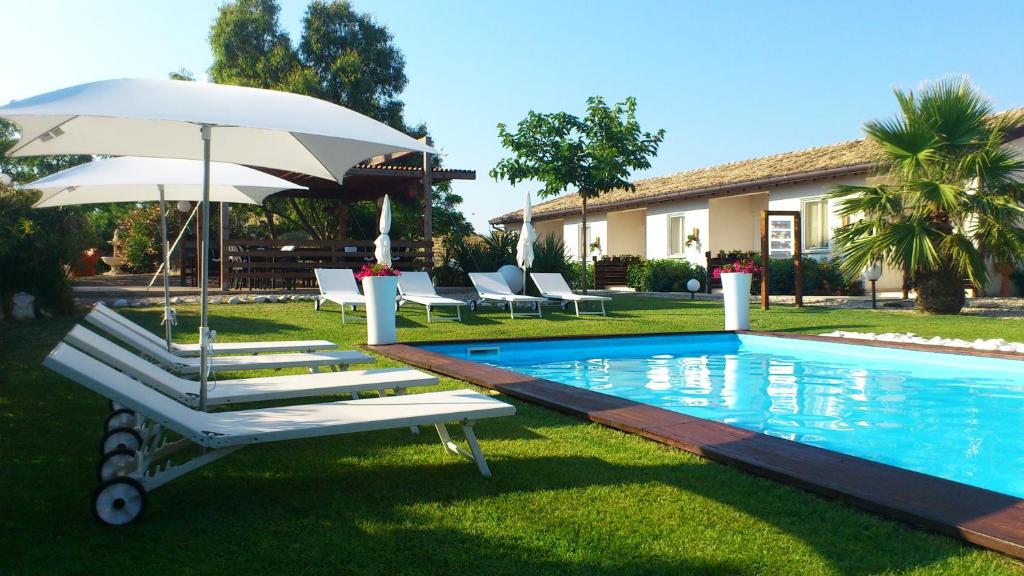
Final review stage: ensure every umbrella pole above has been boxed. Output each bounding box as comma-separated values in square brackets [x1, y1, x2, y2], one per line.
[159, 185, 173, 352]
[199, 124, 212, 411]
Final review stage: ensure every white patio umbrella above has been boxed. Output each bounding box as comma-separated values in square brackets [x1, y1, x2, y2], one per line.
[22, 156, 307, 351]
[0, 78, 435, 410]
[373, 194, 392, 267]
[516, 192, 537, 293]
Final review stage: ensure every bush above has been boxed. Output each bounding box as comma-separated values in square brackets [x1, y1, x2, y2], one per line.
[566, 261, 594, 291]
[755, 257, 863, 296]
[0, 187, 97, 316]
[627, 259, 707, 292]
[120, 204, 163, 273]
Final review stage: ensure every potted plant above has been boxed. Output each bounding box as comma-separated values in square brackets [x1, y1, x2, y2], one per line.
[355, 263, 401, 345]
[713, 259, 760, 330]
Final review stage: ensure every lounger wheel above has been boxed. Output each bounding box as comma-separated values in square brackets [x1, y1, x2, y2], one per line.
[468, 300, 477, 312]
[560, 301, 568, 311]
[96, 448, 138, 483]
[92, 477, 146, 526]
[100, 427, 144, 456]
[105, 408, 136, 432]
[531, 301, 539, 311]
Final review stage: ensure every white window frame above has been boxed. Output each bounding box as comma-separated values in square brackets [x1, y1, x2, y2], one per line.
[667, 212, 686, 257]
[801, 197, 831, 252]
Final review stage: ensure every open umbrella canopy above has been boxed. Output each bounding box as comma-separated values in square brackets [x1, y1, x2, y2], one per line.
[23, 156, 306, 207]
[374, 194, 392, 267]
[0, 78, 435, 181]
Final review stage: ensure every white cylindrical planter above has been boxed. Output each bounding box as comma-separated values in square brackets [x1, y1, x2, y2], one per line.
[362, 275, 399, 345]
[721, 272, 752, 331]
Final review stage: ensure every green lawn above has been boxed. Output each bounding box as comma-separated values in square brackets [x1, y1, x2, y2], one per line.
[2, 296, 1024, 575]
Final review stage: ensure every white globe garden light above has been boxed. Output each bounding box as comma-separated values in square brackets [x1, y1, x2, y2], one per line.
[686, 278, 701, 299]
[176, 199, 192, 213]
[864, 261, 883, 309]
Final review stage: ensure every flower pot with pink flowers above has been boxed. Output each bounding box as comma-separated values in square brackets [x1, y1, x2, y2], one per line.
[356, 264, 401, 345]
[712, 259, 760, 330]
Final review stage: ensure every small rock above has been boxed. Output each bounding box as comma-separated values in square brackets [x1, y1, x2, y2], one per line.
[170, 297, 180, 304]
[253, 296, 268, 304]
[112, 298, 129, 308]
[267, 295, 278, 303]
[228, 296, 241, 305]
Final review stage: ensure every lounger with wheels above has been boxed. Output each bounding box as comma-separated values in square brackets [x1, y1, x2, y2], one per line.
[65, 325, 438, 409]
[86, 310, 373, 375]
[44, 344, 516, 525]
[398, 271, 466, 322]
[92, 302, 337, 356]
[468, 272, 547, 319]
[530, 273, 612, 317]
[314, 268, 366, 323]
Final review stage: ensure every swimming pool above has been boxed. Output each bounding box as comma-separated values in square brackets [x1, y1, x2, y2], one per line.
[419, 333, 1024, 498]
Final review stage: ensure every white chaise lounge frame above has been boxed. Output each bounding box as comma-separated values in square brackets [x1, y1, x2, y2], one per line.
[314, 268, 366, 323]
[86, 310, 373, 375]
[530, 273, 611, 317]
[65, 325, 438, 408]
[92, 302, 337, 356]
[468, 272, 547, 319]
[398, 272, 466, 322]
[45, 344, 515, 524]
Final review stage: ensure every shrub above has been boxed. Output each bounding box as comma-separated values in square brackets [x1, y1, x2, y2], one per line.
[755, 257, 863, 296]
[627, 259, 707, 292]
[120, 204, 163, 273]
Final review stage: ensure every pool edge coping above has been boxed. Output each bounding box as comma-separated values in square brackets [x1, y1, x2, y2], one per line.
[368, 330, 1024, 560]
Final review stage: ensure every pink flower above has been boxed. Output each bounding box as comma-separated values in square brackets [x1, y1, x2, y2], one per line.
[354, 263, 401, 281]
[713, 259, 761, 277]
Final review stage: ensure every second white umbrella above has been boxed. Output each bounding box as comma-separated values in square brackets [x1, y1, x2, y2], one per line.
[516, 192, 537, 293]
[373, 194, 392, 267]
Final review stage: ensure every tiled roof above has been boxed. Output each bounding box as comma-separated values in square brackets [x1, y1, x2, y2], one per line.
[490, 138, 882, 224]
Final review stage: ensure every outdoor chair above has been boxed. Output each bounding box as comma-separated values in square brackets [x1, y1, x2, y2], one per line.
[397, 271, 466, 322]
[314, 268, 366, 323]
[44, 343, 516, 525]
[93, 302, 337, 356]
[86, 310, 373, 375]
[530, 273, 612, 317]
[468, 272, 547, 319]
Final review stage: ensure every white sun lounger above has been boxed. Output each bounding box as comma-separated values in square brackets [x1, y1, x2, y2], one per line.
[44, 343, 516, 524]
[530, 273, 611, 317]
[92, 302, 337, 356]
[86, 310, 373, 375]
[314, 268, 367, 322]
[398, 272, 466, 323]
[65, 325, 438, 408]
[468, 272, 547, 319]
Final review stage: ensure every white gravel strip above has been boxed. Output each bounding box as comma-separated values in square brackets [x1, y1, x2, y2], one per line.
[819, 330, 1024, 354]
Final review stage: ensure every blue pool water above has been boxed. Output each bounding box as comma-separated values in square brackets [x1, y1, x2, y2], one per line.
[420, 333, 1024, 497]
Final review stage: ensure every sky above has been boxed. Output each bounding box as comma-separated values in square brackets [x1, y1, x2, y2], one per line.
[3, 0, 1024, 232]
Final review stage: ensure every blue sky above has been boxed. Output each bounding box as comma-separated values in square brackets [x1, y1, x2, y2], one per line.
[4, 0, 1023, 231]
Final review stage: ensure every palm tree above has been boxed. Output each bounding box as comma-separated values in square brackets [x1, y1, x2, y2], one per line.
[830, 79, 1024, 313]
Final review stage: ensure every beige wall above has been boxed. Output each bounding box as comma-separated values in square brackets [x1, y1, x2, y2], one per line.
[708, 193, 768, 254]
[645, 198, 709, 262]
[606, 209, 647, 257]
[532, 219, 563, 243]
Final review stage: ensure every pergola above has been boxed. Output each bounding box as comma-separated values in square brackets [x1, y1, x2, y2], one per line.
[180, 140, 476, 289]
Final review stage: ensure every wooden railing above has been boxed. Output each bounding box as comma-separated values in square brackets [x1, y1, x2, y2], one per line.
[218, 239, 432, 291]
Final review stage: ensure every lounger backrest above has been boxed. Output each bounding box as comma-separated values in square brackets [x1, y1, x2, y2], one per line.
[43, 343, 214, 445]
[314, 268, 360, 295]
[85, 310, 186, 368]
[469, 272, 514, 296]
[530, 273, 573, 295]
[398, 272, 437, 296]
[63, 325, 195, 404]
[93, 302, 166, 347]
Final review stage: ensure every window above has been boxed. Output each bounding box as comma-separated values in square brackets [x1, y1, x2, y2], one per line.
[802, 198, 830, 250]
[668, 213, 686, 256]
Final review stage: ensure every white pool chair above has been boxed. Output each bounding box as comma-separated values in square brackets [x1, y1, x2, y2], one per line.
[86, 310, 372, 375]
[398, 272, 466, 323]
[468, 272, 547, 319]
[530, 273, 611, 317]
[65, 325, 437, 410]
[314, 268, 366, 323]
[92, 302, 337, 356]
[44, 343, 516, 525]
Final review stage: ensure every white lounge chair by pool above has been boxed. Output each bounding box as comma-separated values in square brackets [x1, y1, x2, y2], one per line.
[44, 343, 516, 524]
[314, 268, 367, 323]
[92, 302, 337, 356]
[86, 310, 372, 375]
[468, 272, 547, 319]
[530, 273, 612, 317]
[65, 325, 437, 410]
[398, 272, 466, 322]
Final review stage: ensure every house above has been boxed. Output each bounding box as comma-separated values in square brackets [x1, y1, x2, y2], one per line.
[491, 133, 1024, 293]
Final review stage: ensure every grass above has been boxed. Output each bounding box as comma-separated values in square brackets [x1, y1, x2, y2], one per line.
[2, 295, 1024, 575]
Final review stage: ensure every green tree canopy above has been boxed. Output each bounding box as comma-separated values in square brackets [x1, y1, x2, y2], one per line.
[830, 78, 1024, 313]
[491, 96, 665, 291]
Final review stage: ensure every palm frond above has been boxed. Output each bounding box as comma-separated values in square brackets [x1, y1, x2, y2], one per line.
[939, 232, 986, 286]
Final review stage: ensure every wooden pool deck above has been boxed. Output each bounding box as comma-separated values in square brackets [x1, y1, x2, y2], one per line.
[372, 331, 1024, 560]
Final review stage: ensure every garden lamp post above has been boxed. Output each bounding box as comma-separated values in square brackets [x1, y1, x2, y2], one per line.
[865, 261, 883, 309]
[686, 278, 700, 300]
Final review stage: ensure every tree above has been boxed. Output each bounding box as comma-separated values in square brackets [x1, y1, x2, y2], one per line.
[830, 78, 1024, 313]
[491, 96, 665, 292]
